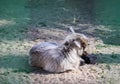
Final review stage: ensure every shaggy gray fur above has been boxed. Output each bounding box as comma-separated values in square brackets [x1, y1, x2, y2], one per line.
[29, 33, 88, 73]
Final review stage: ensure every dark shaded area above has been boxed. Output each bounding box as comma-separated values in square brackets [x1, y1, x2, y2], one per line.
[97, 53, 120, 64]
[28, 0, 95, 28]
[0, 53, 120, 75]
[81, 53, 120, 64]
[0, 0, 29, 41]
[81, 54, 97, 64]
[94, 0, 120, 45]
[95, 26, 120, 45]
[0, 54, 55, 76]
[27, 28, 66, 41]
[0, 0, 96, 41]
[0, 55, 32, 73]
[0, 0, 120, 45]
[27, 0, 120, 45]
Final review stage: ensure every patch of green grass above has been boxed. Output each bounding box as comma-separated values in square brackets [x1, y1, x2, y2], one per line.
[0, 0, 29, 41]
[0, 0, 32, 84]
[0, 73, 31, 84]
[94, 0, 120, 45]
[95, 25, 120, 45]
[95, 0, 120, 26]
[0, 41, 32, 83]
[0, 55, 32, 73]
[98, 53, 120, 64]
[110, 53, 118, 59]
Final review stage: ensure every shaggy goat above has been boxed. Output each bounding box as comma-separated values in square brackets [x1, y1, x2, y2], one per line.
[29, 33, 89, 73]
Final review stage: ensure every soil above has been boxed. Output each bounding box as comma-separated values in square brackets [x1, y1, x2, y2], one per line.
[29, 65, 103, 84]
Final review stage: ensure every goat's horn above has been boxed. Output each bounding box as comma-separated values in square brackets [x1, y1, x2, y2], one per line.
[69, 26, 75, 33]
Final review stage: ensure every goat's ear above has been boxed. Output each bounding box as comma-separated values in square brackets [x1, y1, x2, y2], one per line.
[67, 27, 75, 34]
[69, 27, 75, 33]
[74, 41, 81, 48]
[81, 38, 88, 44]
[80, 37, 88, 49]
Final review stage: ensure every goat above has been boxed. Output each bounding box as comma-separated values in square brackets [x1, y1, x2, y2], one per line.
[29, 32, 89, 73]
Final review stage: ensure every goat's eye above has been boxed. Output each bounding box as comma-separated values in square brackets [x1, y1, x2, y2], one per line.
[72, 39, 75, 41]
[64, 41, 69, 46]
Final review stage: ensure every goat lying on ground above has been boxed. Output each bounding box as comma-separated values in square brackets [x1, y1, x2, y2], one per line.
[29, 33, 89, 73]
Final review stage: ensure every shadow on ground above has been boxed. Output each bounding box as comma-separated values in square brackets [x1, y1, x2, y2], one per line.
[28, 0, 95, 28]
[0, 0, 29, 41]
[0, 53, 120, 74]
[1, 0, 119, 46]
[0, 55, 32, 73]
[95, 25, 120, 45]
[97, 53, 120, 64]
[27, 0, 120, 46]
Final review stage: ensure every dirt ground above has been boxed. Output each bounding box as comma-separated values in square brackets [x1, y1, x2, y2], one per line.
[29, 65, 102, 84]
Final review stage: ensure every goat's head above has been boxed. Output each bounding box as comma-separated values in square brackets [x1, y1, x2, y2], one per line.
[67, 27, 96, 54]
[63, 33, 89, 54]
